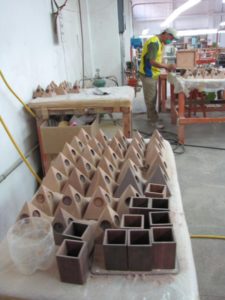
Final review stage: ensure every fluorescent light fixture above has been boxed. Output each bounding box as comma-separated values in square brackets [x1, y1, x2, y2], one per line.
[139, 34, 154, 39]
[161, 0, 202, 28]
[177, 28, 225, 36]
[142, 29, 149, 36]
[223, 0, 225, 3]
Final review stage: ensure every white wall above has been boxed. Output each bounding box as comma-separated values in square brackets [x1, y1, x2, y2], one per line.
[86, 0, 122, 83]
[0, 0, 82, 240]
[0, 0, 134, 239]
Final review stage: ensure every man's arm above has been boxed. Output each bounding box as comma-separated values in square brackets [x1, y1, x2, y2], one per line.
[148, 42, 176, 72]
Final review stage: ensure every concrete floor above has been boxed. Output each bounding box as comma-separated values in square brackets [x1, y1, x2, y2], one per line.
[101, 111, 225, 300]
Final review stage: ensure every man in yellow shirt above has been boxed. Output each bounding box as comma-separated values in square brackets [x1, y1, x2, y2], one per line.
[139, 28, 178, 129]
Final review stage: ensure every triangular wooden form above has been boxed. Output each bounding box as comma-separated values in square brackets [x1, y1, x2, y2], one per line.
[103, 146, 122, 168]
[42, 166, 68, 193]
[116, 158, 142, 185]
[98, 156, 119, 180]
[95, 206, 120, 241]
[60, 183, 89, 218]
[114, 129, 128, 150]
[67, 168, 90, 196]
[114, 167, 144, 197]
[17, 202, 51, 222]
[132, 131, 146, 148]
[116, 185, 141, 217]
[75, 156, 96, 179]
[129, 138, 145, 157]
[77, 128, 91, 145]
[82, 145, 101, 167]
[95, 129, 109, 148]
[87, 138, 104, 156]
[70, 136, 85, 154]
[144, 153, 168, 180]
[125, 145, 143, 167]
[52, 208, 76, 245]
[145, 165, 171, 197]
[83, 186, 113, 220]
[108, 137, 125, 159]
[62, 142, 80, 164]
[86, 167, 117, 197]
[31, 184, 63, 216]
[51, 153, 74, 176]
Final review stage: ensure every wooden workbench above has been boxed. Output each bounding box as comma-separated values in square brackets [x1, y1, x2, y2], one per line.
[28, 86, 134, 172]
[168, 73, 225, 144]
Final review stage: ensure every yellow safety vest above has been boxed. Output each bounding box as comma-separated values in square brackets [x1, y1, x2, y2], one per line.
[139, 36, 163, 79]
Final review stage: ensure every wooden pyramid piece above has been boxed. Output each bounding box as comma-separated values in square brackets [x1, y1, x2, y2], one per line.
[51, 153, 74, 176]
[116, 185, 141, 217]
[103, 146, 122, 168]
[98, 156, 119, 180]
[108, 137, 125, 159]
[114, 129, 128, 150]
[86, 167, 117, 197]
[132, 131, 146, 148]
[77, 128, 91, 145]
[31, 184, 63, 216]
[58, 184, 88, 219]
[62, 142, 80, 164]
[83, 186, 112, 220]
[129, 138, 145, 157]
[67, 168, 90, 196]
[145, 151, 168, 178]
[114, 167, 144, 197]
[70, 136, 85, 154]
[117, 158, 142, 185]
[75, 156, 96, 179]
[82, 145, 101, 166]
[87, 138, 104, 156]
[95, 206, 120, 241]
[95, 129, 109, 148]
[52, 208, 76, 245]
[145, 165, 171, 197]
[17, 202, 51, 222]
[125, 145, 143, 167]
[42, 166, 68, 193]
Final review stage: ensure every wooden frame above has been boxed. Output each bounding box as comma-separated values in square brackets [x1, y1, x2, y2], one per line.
[170, 84, 225, 144]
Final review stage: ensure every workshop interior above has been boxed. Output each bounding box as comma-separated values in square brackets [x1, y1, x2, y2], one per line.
[1, 1, 225, 299]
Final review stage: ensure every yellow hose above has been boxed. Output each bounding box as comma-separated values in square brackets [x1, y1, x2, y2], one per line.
[0, 116, 41, 184]
[0, 70, 36, 118]
[191, 235, 225, 241]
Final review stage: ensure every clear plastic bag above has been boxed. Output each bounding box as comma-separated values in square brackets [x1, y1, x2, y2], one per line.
[7, 217, 55, 275]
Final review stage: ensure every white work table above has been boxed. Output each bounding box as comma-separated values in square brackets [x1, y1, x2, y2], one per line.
[28, 86, 134, 173]
[0, 141, 199, 300]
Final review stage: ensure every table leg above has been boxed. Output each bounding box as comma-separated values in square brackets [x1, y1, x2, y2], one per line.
[122, 107, 132, 138]
[161, 78, 167, 112]
[36, 119, 50, 175]
[170, 84, 177, 124]
[178, 92, 185, 144]
[158, 78, 162, 112]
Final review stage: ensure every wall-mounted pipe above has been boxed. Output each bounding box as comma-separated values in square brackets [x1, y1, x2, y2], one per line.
[0, 144, 39, 184]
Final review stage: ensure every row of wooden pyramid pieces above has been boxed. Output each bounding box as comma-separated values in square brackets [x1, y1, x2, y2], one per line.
[44, 128, 169, 190]
[41, 144, 170, 199]
[30, 178, 169, 217]
[64, 127, 147, 167]
[33, 80, 80, 98]
[17, 182, 170, 245]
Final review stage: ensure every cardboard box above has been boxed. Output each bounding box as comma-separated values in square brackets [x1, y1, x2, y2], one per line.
[176, 50, 196, 69]
[41, 116, 99, 154]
